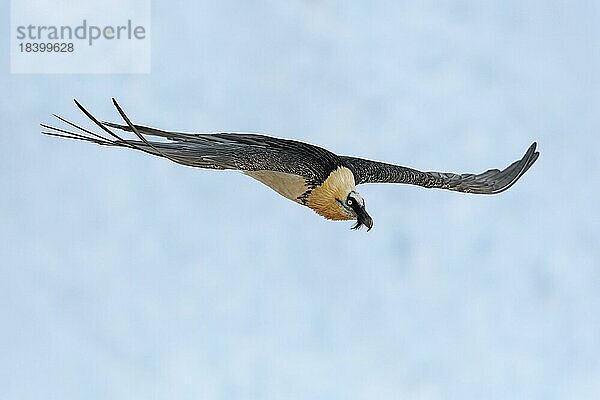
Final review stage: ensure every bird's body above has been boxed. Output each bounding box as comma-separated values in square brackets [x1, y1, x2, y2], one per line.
[42, 99, 539, 231]
[245, 166, 358, 220]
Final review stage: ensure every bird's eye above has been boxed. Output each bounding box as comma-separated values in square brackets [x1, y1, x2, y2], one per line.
[347, 199, 353, 206]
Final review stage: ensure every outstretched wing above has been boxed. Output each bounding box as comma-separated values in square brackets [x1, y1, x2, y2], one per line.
[341, 142, 539, 194]
[41, 99, 340, 186]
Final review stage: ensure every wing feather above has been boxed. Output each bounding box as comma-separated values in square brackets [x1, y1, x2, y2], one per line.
[42, 99, 340, 185]
[341, 142, 539, 194]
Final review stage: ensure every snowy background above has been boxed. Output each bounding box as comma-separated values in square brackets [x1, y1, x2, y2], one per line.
[1, 1, 599, 399]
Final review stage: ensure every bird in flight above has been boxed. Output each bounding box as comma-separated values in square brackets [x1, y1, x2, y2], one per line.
[42, 99, 539, 231]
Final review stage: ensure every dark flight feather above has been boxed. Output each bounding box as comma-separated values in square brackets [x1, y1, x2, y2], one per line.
[42, 99, 341, 186]
[341, 142, 539, 194]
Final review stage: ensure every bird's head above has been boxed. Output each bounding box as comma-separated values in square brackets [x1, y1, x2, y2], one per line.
[306, 166, 373, 231]
[338, 190, 373, 231]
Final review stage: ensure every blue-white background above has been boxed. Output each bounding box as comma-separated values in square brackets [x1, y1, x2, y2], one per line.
[1, 1, 599, 399]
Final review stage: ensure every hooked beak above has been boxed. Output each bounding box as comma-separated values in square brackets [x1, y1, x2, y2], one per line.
[351, 206, 373, 232]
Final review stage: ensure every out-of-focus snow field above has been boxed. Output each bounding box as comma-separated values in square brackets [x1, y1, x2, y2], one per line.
[1, 1, 599, 399]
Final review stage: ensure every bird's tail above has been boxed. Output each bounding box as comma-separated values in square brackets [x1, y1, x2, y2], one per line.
[41, 98, 195, 164]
